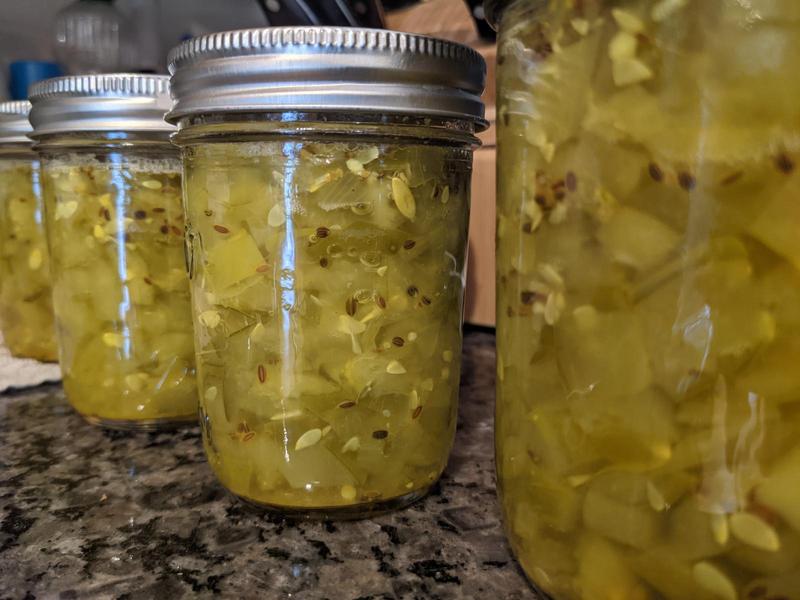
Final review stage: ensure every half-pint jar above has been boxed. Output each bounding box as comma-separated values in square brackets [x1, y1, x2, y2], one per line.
[168, 27, 486, 516]
[29, 74, 197, 429]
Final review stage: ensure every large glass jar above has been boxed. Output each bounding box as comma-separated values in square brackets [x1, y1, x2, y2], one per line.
[29, 75, 196, 429]
[0, 101, 58, 361]
[168, 27, 486, 516]
[493, 1, 800, 599]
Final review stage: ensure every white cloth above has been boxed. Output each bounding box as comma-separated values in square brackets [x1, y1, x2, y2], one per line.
[0, 333, 61, 392]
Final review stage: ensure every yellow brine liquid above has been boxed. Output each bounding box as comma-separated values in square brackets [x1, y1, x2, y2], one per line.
[42, 155, 196, 427]
[0, 158, 58, 361]
[496, 1, 800, 599]
[184, 140, 470, 512]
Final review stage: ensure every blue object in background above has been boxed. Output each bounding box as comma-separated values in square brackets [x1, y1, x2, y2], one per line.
[9, 61, 63, 100]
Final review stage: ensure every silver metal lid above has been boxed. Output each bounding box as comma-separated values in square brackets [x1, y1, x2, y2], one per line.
[0, 101, 33, 145]
[28, 74, 174, 138]
[167, 27, 487, 129]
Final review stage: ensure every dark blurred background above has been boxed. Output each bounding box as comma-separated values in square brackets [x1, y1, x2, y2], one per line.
[0, 0, 497, 327]
[0, 0, 494, 100]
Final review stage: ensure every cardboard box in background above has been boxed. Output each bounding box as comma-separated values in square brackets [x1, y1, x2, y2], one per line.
[387, 0, 497, 327]
[465, 145, 496, 327]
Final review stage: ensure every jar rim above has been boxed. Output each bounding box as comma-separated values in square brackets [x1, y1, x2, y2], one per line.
[170, 111, 481, 148]
[31, 131, 177, 155]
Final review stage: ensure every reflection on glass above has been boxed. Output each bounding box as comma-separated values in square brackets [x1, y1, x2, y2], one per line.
[495, 1, 800, 599]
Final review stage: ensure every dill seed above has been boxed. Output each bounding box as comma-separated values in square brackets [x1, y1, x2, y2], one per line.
[102, 208, 111, 221]
[376, 295, 386, 309]
[320, 257, 329, 268]
[243, 432, 255, 441]
[403, 239, 416, 250]
[257, 364, 266, 383]
[648, 162, 664, 182]
[213, 224, 230, 234]
[678, 171, 696, 191]
[256, 264, 269, 273]
[171, 226, 181, 236]
[316, 226, 330, 238]
[143, 277, 153, 286]
[159, 225, 169, 234]
[721, 170, 744, 186]
[346, 296, 357, 316]
[152, 207, 166, 213]
[338, 401, 356, 409]
[521, 291, 537, 305]
[421, 296, 432, 306]
[775, 153, 795, 174]
[407, 285, 419, 297]
[392, 336, 405, 347]
[204, 209, 213, 217]
[565, 171, 577, 191]
[412, 406, 423, 419]
[372, 430, 389, 440]
[134, 210, 147, 220]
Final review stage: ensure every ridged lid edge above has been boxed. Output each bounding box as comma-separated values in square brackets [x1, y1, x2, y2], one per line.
[167, 27, 487, 128]
[168, 27, 484, 89]
[29, 74, 171, 101]
[28, 74, 174, 137]
[0, 100, 31, 117]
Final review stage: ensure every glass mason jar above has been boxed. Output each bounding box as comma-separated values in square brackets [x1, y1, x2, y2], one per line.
[0, 101, 58, 361]
[168, 27, 486, 516]
[492, 1, 800, 599]
[29, 75, 196, 429]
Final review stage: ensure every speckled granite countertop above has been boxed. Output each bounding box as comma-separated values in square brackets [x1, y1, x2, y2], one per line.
[0, 331, 538, 600]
